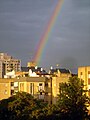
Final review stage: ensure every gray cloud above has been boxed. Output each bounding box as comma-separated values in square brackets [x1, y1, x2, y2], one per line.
[0, 0, 90, 72]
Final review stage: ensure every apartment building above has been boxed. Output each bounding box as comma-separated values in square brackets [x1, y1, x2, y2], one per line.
[0, 53, 21, 78]
[50, 68, 71, 103]
[0, 77, 52, 103]
[78, 66, 90, 96]
[0, 66, 71, 104]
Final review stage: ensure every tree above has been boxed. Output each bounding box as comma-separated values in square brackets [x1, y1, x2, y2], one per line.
[0, 77, 89, 120]
[0, 92, 48, 120]
[57, 76, 89, 120]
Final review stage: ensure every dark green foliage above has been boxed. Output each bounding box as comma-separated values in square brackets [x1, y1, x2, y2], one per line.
[57, 76, 89, 120]
[0, 92, 48, 120]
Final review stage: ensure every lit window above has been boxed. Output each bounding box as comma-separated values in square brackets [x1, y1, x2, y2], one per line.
[88, 71, 90, 78]
[14, 82, 18, 87]
[20, 83, 24, 91]
[4, 90, 7, 94]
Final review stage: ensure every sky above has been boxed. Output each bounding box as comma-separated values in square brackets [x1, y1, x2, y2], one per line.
[0, 0, 90, 73]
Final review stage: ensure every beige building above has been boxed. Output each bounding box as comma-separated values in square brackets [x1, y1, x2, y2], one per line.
[0, 53, 21, 78]
[0, 77, 52, 103]
[27, 61, 36, 67]
[50, 68, 71, 103]
[78, 66, 90, 96]
[0, 67, 71, 104]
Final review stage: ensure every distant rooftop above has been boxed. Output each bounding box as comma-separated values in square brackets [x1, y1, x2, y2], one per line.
[21, 66, 48, 75]
[50, 68, 71, 74]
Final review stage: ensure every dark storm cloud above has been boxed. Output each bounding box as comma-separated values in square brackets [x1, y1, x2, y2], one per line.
[0, 0, 54, 61]
[42, 0, 90, 70]
[0, 0, 57, 65]
[0, 0, 90, 71]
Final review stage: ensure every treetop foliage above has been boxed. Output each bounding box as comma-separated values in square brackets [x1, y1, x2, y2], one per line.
[57, 76, 89, 120]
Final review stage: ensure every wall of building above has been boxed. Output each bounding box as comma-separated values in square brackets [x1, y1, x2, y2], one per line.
[78, 66, 90, 96]
[0, 77, 51, 102]
[51, 75, 70, 104]
[0, 79, 14, 100]
[0, 53, 21, 78]
[0, 72, 71, 104]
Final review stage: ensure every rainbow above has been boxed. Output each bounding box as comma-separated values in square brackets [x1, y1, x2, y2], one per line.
[33, 0, 64, 66]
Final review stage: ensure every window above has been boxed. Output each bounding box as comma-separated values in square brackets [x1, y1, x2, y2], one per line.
[45, 92, 48, 95]
[20, 83, 24, 91]
[14, 82, 18, 87]
[80, 72, 83, 79]
[38, 83, 44, 92]
[30, 83, 34, 95]
[11, 90, 14, 95]
[88, 89, 90, 96]
[30, 83, 33, 94]
[88, 79, 90, 84]
[11, 82, 14, 86]
[39, 83, 42, 86]
[4, 90, 7, 94]
[80, 72, 82, 75]
[45, 83, 48, 87]
[88, 71, 90, 78]
[39, 94, 44, 99]
[88, 71, 90, 74]
[88, 74, 90, 79]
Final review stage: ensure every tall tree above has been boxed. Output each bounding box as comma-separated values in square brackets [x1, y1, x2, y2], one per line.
[0, 92, 48, 120]
[57, 76, 89, 120]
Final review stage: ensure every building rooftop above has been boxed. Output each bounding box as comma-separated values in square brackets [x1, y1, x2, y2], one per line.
[58, 68, 70, 74]
[21, 67, 30, 72]
[50, 68, 71, 74]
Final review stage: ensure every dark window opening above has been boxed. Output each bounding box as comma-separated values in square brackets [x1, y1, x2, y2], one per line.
[11, 90, 14, 95]
[11, 82, 14, 86]
[40, 92, 42, 95]
[39, 83, 42, 86]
